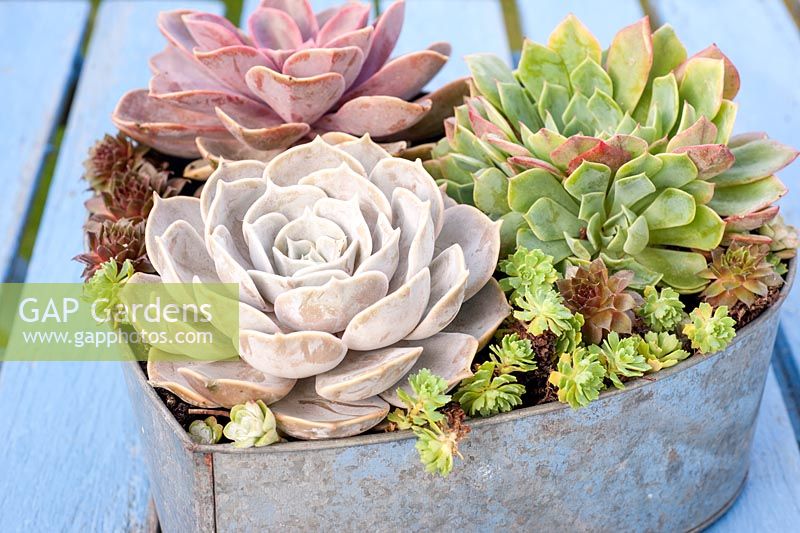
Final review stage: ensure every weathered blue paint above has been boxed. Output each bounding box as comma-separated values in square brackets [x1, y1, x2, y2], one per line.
[0, 2, 222, 532]
[123, 264, 794, 532]
[0, 1, 89, 281]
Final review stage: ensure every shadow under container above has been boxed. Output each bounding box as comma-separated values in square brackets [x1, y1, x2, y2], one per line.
[122, 262, 796, 532]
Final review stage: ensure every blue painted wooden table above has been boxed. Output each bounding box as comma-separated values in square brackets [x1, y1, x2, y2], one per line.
[0, 0, 798, 530]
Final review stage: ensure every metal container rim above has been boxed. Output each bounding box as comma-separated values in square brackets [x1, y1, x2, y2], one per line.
[131, 259, 796, 455]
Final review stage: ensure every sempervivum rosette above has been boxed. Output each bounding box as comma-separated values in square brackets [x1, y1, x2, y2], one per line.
[113, 0, 464, 161]
[137, 135, 509, 439]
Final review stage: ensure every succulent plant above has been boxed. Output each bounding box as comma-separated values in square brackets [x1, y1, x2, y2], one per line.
[188, 416, 224, 444]
[113, 0, 465, 161]
[454, 334, 535, 417]
[84, 133, 147, 193]
[699, 243, 783, 308]
[548, 347, 605, 409]
[758, 215, 798, 260]
[138, 135, 507, 440]
[387, 368, 450, 430]
[82, 259, 135, 325]
[223, 400, 280, 448]
[513, 287, 574, 337]
[683, 303, 736, 354]
[498, 246, 559, 302]
[590, 332, 649, 389]
[87, 160, 187, 223]
[554, 312, 584, 356]
[424, 15, 798, 290]
[76, 218, 152, 280]
[557, 259, 642, 344]
[636, 331, 689, 372]
[488, 333, 538, 374]
[638, 285, 685, 333]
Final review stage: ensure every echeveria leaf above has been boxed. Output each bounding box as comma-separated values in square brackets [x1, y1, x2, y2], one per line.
[647, 73, 679, 137]
[617, 152, 663, 180]
[569, 57, 612, 97]
[649, 204, 724, 250]
[509, 168, 579, 214]
[465, 53, 517, 109]
[641, 188, 695, 229]
[712, 100, 738, 145]
[548, 14, 602, 72]
[473, 167, 510, 217]
[587, 89, 624, 134]
[678, 57, 725, 120]
[650, 152, 696, 188]
[563, 161, 611, 199]
[708, 175, 788, 216]
[537, 82, 570, 131]
[711, 138, 799, 187]
[605, 18, 653, 113]
[497, 82, 543, 133]
[517, 40, 570, 102]
[526, 198, 585, 240]
[634, 247, 709, 292]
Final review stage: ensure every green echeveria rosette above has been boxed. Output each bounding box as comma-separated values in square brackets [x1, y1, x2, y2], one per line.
[424, 14, 798, 292]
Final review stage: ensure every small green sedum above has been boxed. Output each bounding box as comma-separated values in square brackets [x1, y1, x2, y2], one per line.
[223, 400, 280, 448]
[82, 258, 135, 326]
[637, 331, 690, 371]
[498, 247, 560, 302]
[683, 303, 736, 354]
[638, 285, 686, 333]
[514, 287, 575, 336]
[548, 348, 606, 408]
[188, 416, 223, 445]
[591, 332, 650, 389]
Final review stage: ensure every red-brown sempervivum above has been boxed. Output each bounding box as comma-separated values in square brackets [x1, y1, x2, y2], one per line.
[557, 259, 642, 345]
[112, 0, 466, 161]
[699, 242, 783, 308]
[76, 219, 152, 280]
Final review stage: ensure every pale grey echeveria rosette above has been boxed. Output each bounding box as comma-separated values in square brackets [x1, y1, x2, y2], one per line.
[137, 134, 509, 439]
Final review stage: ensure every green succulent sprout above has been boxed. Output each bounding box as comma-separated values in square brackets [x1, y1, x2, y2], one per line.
[489, 333, 538, 374]
[638, 285, 686, 333]
[555, 312, 585, 355]
[767, 254, 788, 276]
[425, 15, 795, 292]
[387, 368, 450, 430]
[637, 331, 690, 372]
[188, 416, 223, 445]
[683, 303, 736, 354]
[454, 334, 535, 418]
[591, 332, 650, 388]
[388, 370, 467, 477]
[548, 348, 606, 408]
[498, 247, 560, 301]
[82, 258, 135, 326]
[222, 400, 279, 448]
[514, 287, 575, 336]
[454, 362, 525, 417]
[413, 426, 461, 477]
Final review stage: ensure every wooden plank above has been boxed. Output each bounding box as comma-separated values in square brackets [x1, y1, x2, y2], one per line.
[647, 0, 800, 404]
[0, 2, 222, 531]
[517, 0, 643, 45]
[383, 0, 511, 85]
[707, 371, 800, 531]
[0, 1, 89, 280]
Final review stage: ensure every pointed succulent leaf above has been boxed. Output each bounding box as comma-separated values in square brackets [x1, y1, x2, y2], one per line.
[465, 53, 517, 109]
[548, 14, 602, 72]
[605, 18, 653, 113]
[708, 176, 788, 217]
[711, 138, 799, 187]
[473, 167, 511, 217]
[678, 58, 725, 120]
[517, 40, 570, 101]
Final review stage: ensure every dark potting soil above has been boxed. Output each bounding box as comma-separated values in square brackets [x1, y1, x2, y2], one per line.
[729, 285, 782, 329]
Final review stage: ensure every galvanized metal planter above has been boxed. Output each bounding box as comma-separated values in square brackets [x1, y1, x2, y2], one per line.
[122, 263, 795, 533]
